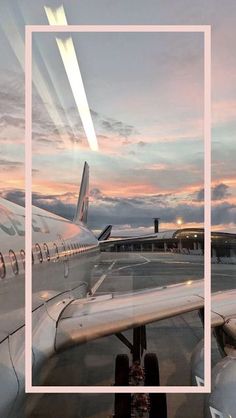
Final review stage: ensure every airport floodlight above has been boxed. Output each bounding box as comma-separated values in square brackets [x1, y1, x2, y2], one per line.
[45, 6, 99, 151]
[176, 217, 183, 226]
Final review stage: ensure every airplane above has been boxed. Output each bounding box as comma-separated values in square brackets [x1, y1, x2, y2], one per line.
[0, 161, 236, 418]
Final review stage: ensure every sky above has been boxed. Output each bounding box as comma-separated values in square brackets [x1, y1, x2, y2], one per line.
[0, 0, 235, 235]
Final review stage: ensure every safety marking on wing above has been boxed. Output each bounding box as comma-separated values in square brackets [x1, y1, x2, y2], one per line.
[209, 406, 224, 418]
[195, 375, 204, 386]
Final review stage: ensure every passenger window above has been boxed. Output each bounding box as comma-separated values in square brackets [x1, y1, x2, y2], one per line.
[53, 243, 59, 260]
[0, 252, 6, 279]
[35, 243, 43, 263]
[43, 243, 50, 261]
[20, 250, 25, 270]
[9, 250, 18, 275]
[61, 242, 66, 257]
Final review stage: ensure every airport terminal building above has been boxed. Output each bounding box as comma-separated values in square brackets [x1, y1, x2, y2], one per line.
[107, 228, 236, 261]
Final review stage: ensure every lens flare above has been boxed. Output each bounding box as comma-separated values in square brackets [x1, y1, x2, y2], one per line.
[45, 5, 98, 151]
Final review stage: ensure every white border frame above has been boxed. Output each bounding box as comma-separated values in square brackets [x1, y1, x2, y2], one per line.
[25, 25, 211, 393]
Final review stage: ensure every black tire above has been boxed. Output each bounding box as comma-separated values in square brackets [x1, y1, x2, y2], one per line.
[144, 353, 167, 418]
[115, 354, 130, 386]
[144, 353, 160, 386]
[114, 355, 131, 418]
[114, 394, 131, 418]
[148, 394, 167, 418]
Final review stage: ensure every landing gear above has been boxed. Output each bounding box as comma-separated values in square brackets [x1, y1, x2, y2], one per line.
[144, 353, 160, 385]
[114, 395, 131, 418]
[144, 353, 167, 418]
[113, 327, 168, 418]
[115, 354, 130, 385]
[114, 355, 131, 418]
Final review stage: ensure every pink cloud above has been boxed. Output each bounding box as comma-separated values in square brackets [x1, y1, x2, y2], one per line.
[213, 99, 236, 125]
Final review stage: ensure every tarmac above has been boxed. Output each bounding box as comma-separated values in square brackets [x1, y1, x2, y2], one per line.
[26, 251, 236, 418]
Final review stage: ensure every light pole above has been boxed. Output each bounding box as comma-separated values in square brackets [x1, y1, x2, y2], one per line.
[176, 217, 184, 252]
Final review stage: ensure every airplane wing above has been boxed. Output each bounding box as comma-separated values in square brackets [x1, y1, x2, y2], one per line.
[98, 230, 178, 250]
[55, 279, 205, 351]
[54, 280, 236, 352]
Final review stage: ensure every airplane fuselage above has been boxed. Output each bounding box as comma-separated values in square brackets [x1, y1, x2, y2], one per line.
[0, 197, 100, 417]
[0, 197, 99, 337]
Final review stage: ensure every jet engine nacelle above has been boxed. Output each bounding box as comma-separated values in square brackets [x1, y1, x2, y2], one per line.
[204, 355, 236, 418]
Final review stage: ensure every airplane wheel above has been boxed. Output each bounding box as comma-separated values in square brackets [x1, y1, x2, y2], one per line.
[114, 394, 131, 418]
[144, 353, 167, 418]
[114, 355, 131, 418]
[144, 353, 160, 385]
[115, 354, 130, 385]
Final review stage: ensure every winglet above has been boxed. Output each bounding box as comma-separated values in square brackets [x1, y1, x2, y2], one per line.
[73, 162, 89, 224]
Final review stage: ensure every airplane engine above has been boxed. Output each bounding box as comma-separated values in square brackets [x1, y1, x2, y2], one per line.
[204, 355, 236, 417]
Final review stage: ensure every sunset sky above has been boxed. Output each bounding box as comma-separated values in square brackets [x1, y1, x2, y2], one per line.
[0, 0, 235, 235]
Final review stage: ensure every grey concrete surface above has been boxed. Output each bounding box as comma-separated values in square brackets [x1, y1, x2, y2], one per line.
[26, 252, 235, 418]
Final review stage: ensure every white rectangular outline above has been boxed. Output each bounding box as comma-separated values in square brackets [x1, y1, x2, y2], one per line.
[25, 25, 211, 393]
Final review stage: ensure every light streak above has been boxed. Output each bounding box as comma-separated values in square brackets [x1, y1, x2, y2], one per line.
[45, 5, 98, 151]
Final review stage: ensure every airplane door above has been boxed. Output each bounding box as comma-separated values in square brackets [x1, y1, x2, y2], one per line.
[58, 235, 69, 278]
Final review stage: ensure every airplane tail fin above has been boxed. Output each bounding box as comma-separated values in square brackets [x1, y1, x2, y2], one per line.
[73, 162, 89, 224]
[97, 225, 112, 241]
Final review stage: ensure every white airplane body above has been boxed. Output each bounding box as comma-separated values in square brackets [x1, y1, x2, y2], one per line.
[0, 163, 236, 418]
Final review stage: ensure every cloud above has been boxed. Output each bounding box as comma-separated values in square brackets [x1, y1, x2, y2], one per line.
[0, 114, 24, 129]
[212, 202, 236, 225]
[0, 158, 23, 167]
[148, 163, 168, 171]
[2, 188, 235, 234]
[1, 189, 25, 207]
[137, 141, 147, 147]
[1, 189, 76, 219]
[195, 183, 231, 202]
[212, 183, 231, 200]
[195, 188, 204, 202]
[93, 111, 138, 139]
[213, 100, 236, 126]
[88, 199, 204, 230]
[90, 188, 103, 198]
[102, 120, 127, 136]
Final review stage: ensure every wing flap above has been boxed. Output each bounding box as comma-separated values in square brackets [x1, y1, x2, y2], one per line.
[211, 289, 236, 322]
[55, 280, 204, 351]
